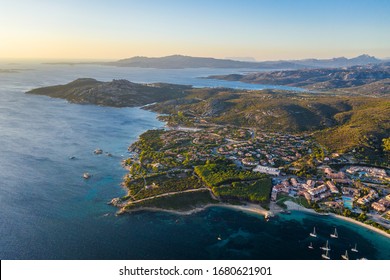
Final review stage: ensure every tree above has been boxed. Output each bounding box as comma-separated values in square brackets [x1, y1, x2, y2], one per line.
[358, 213, 367, 222]
[343, 209, 352, 217]
[382, 137, 390, 152]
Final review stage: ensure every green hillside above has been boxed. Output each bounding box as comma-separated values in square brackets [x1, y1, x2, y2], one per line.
[147, 89, 390, 162]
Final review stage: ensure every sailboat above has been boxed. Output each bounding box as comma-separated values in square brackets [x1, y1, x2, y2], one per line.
[330, 228, 338, 238]
[309, 227, 317, 237]
[341, 250, 349, 260]
[320, 240, 331, 251]
[321, 250, 330, 260]
[308, 242, 314, 249]
[351, 243, 358, 253]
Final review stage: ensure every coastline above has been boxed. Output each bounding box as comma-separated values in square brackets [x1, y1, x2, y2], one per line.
[331, 213, 390, 239]
[284, 201, 390, 239]
[120, 202, 270, 218]
[116, 108, 390, 241]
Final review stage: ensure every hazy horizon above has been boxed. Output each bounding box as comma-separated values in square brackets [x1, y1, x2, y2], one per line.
[0, 53, 388, 64]
[1, 0, 390, 61]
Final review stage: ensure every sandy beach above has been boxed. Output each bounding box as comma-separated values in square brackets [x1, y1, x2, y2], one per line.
[122, 199, 390, 239]
[121, 202, 270, 217]
[331, 214, 390, 239]
[284, 201, 390, 239]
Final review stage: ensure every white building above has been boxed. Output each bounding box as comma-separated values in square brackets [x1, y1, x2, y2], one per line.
[253, 165, 280, 176]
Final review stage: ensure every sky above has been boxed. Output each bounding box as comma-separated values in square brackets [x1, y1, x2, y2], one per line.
[1, 0, 390, 61]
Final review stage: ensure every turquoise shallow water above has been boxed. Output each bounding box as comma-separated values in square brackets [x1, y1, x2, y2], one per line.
[0, 64, 389, 259]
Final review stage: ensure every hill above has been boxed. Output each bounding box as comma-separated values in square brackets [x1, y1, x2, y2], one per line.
[27, 79, 390, 162]
[26, 78, 192, 107]
[208, 63, 390, 97]
[290, 54, 381, 68]
[336, 78, 390, 97]
[146, 89, 390, 160]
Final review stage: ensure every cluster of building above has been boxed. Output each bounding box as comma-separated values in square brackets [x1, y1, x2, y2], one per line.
[158, 129, 223, 165]
[367, 194, 390, 213]
[216, 131, 311, 171]
[346, 166, 390, 182]
[270, 163, 390, 224]
[271, 176, 340, 203]
[130, 125, 390, 226]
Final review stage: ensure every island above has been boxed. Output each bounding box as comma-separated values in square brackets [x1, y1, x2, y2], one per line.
[27, 78, 390, 235]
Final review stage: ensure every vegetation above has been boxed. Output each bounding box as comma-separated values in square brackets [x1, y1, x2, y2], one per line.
[147, 89, 389, 164]
[125, 173, 204, 201]
[124, 190, 218, 211]
[212, 179, 272, 203]
[193, 162, 272, 205]
[194, 163, 267, 187]
[133, 129, 164, 151]
[314, 99, 390, 164]
[29, 78, 390, 164]
[383, 137, 390, 152]
[27, 78, 192, 107]
[276, 192, 311, 209]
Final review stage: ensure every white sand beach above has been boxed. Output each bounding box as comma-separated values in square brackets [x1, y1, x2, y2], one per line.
[285, 201, 390, 239]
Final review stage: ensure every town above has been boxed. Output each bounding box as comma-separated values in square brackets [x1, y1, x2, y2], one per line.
[118, 125, 390, 233]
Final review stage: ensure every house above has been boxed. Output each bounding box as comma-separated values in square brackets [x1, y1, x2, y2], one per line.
[308, 184, 328, 196]
[290, 178, 298, 187]
[378, 198, 390, 208]
[326, 181, 339, 194]
[371, 202, 386, 213]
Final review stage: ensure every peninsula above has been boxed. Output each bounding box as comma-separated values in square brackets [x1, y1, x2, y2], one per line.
[27, 78, 192, 107]
[27, 78, 390, 235]
[208, 62, 390, 97]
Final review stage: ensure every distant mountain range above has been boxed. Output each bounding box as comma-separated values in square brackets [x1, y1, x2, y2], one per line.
[106, 54, 382, 69]
[288, 54, 381, 68]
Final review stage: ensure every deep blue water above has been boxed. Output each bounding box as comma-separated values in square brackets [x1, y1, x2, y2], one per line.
[0, 64, 389, 260]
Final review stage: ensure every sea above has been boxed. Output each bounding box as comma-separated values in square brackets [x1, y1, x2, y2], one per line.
[0, 63, 389, 260]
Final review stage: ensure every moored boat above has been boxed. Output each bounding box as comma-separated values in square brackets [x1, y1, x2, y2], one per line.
[321, 250, 330, 260]
[351, 243, 358, 253]
[341, 250, 349, 260]
[330, 228, 338, 238]
[310, 227, 317, 237]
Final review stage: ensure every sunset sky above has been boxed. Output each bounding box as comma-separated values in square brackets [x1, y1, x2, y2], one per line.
[1, 0, 390, 61]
